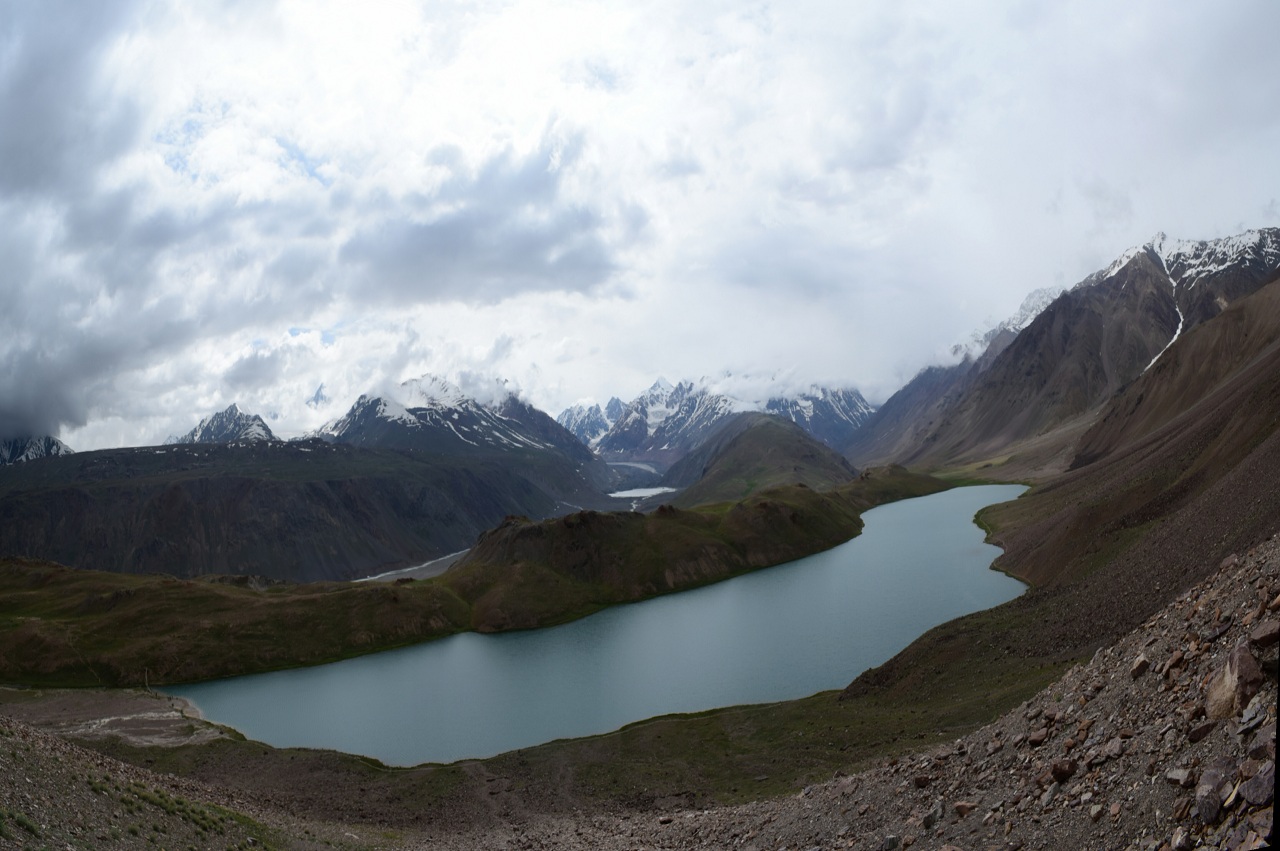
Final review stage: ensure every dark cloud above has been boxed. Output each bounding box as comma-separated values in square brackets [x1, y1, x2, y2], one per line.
[339, 135, 622, 304]
[0, 1, 140, 197]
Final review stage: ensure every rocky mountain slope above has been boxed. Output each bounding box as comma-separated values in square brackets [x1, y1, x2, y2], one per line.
[848, 228, 1280, 472]
[0, 440, 565, 582]
[166, 402, 277, 444]
[0, 435, 73, 465]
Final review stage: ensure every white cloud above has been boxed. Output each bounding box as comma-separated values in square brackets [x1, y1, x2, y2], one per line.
[2, 0, 1276, 448]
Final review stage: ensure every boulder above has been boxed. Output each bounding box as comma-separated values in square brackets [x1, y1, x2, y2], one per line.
[1051, 760, 1078, 783]
[1240, 760, 1274, 807]
[1249, 619, 1279, 648]
[1205, 643, 1264, 720]
[1130, 654, 1150, 678]
[1195, 764, 1233, 824]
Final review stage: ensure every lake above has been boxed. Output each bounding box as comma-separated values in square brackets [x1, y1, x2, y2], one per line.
[169, 484, 1027, 766]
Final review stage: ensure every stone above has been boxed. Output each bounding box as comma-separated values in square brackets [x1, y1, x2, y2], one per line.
[1131, 654, 1151, 678]
[1165, 768, 1195, 788]
[1090, 804, 1105, 822]
[1249, 619, 1279, 648]
[1240, 760, 1274, 807]
[1103, 737, 1125, 759]
[1188, 719, 1217, 743]
[922, 798, 943, 830]
[878, 835, 901, 851]
[913, 774, 932, 788]
[1269, 592, 1280, 612]
[1205, 643, 1264, 720]
[954, 800, 978, 818]
[1050, 760, 1078, 783]
[1248, 722, 1276, 760]
[1028, 727, 1049, 747]
[1195, 766, 1231, 824]
[1039, 783, 1059, 808]
[1170, 826, 1193, 851]
[1172, 796, 1194, 820]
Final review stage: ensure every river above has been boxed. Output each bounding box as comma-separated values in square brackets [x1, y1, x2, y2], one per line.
[169, 484, 1027, 766]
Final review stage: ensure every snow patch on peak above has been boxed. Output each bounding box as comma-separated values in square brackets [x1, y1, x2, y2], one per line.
[375, 396, 420, 426]
[398, 375, 469, 409]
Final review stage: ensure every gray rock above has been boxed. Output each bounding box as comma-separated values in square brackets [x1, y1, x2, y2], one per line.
[1195, 765, 1232, 824]
[922, 798, 943, 830]
[1240, 760, 1274, 807]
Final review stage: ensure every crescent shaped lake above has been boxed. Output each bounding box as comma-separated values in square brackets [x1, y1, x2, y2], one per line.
[168, 484, 1027, 766]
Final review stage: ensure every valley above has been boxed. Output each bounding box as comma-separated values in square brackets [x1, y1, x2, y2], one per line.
[1, 228, 1278, 850]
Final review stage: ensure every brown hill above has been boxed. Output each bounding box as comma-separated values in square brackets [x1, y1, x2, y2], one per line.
[661, 413, 858, 508]
[860, 229, 1280, 474]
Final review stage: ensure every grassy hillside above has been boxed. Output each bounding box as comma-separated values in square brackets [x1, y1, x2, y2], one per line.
[0, 467, 948, 688]
[445, 466, 944, 632]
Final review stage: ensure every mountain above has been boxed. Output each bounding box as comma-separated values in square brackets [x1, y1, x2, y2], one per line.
[556, 397, 625, 446]
[315, 375, 617, 500]
[764, 387, 875, 451]
[0, 435, 74, 465]
[952, 285, 1066, 364]
[167, 403, 277, 444]
[659, 413, 859, 508]
[850, 227, 1280, 473]
[0, 439, 564, 582]
[588, 379, 874, 470]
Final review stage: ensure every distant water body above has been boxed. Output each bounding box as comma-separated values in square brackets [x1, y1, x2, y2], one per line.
[170, 484, 1027, 766]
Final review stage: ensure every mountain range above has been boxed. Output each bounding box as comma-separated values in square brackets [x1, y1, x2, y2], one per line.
[558, 378, 875, 469]
[847, 227, 1280, 475]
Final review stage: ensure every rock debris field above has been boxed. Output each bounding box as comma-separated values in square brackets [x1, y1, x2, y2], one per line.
[1, 536, 1277, 851]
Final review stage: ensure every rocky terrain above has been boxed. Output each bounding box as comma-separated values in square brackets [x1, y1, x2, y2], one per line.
[3, 536, 1274, 849]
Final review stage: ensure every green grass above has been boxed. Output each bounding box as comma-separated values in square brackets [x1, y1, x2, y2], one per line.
[0, 467, 949, 688]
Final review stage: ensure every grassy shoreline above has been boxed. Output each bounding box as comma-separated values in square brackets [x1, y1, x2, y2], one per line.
[0, 466, 948, 689]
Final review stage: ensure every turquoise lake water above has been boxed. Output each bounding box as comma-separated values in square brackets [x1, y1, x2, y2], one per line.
[169, 484, 1027, 765]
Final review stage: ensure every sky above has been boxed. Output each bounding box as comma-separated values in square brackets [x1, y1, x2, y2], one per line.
[2, 0, 1278, 450]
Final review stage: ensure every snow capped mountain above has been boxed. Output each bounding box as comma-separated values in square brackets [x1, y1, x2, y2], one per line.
[590, 378, 874, 464]
[765, 387, 875, 450]
[954, 285, 1065, 363]
[168, 404, 278, 445]
[1096, 229, 1280, 291]
[556, 399, 623, 446]
[1085, 228, 1280, 372]
[0, 435, 74, 465]
[314, 374, 592, 461]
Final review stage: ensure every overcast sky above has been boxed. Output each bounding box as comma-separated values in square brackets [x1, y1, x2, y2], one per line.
[3, 0, 1278, 449]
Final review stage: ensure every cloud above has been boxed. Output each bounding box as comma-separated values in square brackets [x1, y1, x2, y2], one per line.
[1, 0, 1275, 449]
[338, 135, 625, 305]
